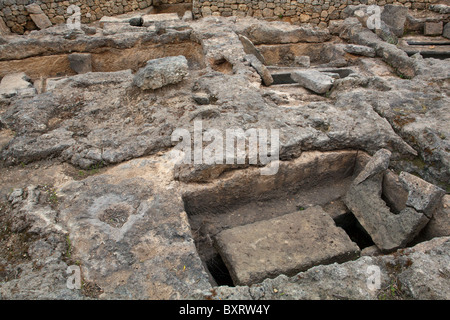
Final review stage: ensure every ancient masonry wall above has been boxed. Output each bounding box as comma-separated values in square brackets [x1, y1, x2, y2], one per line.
[0, 0, 440, 34]
[192, 0, 439, 26]
[0, 0, 154, 34]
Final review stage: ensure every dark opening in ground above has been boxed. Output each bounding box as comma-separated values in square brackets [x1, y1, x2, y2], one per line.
[271, 73, 296, 85]
[336, 213, 375, 250]
[406, 41, 450, 46]
[210, 57, 233, 74]
[206, 254, 234, 287]
[405, 51, 450, 59]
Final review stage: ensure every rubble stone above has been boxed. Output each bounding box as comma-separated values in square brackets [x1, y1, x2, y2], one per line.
[0, 72, 36, 99]
[133, 55, 189, 90]
[68, 53, 92, 74]
[424, 21, 443, 36]
[25, 3, 52, 30]
[345, 149, 433, 252]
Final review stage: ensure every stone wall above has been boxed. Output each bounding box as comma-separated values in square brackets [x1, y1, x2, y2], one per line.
[0, 0, 441, 34]
[0, 0, 153, 34]
[192, 0, 439, 26]
[155, 0, 192, 3]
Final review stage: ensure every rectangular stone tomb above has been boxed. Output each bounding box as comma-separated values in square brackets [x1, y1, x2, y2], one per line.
[214, 206, 360, 286]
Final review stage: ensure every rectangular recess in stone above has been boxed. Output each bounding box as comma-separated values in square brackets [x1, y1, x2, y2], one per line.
[214, 206, 360, 286]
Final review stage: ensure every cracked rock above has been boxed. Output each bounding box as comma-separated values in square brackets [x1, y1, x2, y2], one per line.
[399, 171, 445, 218]
[345, 149, 432, 252]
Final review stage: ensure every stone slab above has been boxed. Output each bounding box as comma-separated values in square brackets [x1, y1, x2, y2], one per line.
[424, 21, 443, 36]
[291, 69, 334, 94]
[342, 44, 376, 57]
[421, 195, 450, 239]
[381, 4, 408, 37]
[239, 35, 266, 64]
[214, 206, 360, 286]
[68, 53, 92, 74]
[99, 15, 142, 28]
[26, 4, 52, 30]
[142, 13, 180, 27]
[244, 54, 273, 86]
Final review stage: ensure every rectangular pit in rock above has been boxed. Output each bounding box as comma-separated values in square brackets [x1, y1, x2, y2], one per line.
[182, 150, 371, 286]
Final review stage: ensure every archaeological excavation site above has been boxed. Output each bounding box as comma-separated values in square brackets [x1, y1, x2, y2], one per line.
[0, 0, 449, 301]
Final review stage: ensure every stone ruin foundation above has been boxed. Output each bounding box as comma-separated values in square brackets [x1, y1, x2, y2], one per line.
[0, 2, 449, 300]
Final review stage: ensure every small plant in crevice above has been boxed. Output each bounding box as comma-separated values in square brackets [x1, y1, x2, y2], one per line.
[377, 252, 414, 300]
[40, 184, 59, 208]
[377, 278, 405, 300]
[77, 161, 105, 179]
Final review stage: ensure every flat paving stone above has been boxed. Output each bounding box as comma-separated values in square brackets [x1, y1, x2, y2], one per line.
[214, 206, 360, 286]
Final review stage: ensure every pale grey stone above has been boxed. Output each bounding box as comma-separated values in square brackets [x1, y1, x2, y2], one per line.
[133, 55, 189, 90]
[291, 69, 334, 94]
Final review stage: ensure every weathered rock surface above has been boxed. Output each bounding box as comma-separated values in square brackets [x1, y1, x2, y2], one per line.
[294, 55, 310, 68]
[234, 18, 331, 45]
[420, 195, 450, 240]
[424, 21, 443, 36]
[142, 13, 180, 27]
[382, 170, 408, 214]
[341, 44, 376, 57]
[182, 11, 193, 22]
[381, 5, 408, 38]
[0, 14, 449, 301]
[444, 23, 450, 39]
[133, 56, 189, 90]
[291, 69, 334, 94]
[399, 171, 445, 217]
[333, 74, 450, 187]
[214, 206, 360, 286]
[344, 21, 416, 78]
[0, 185, 83, 299]
[429, 4, 450, 14]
